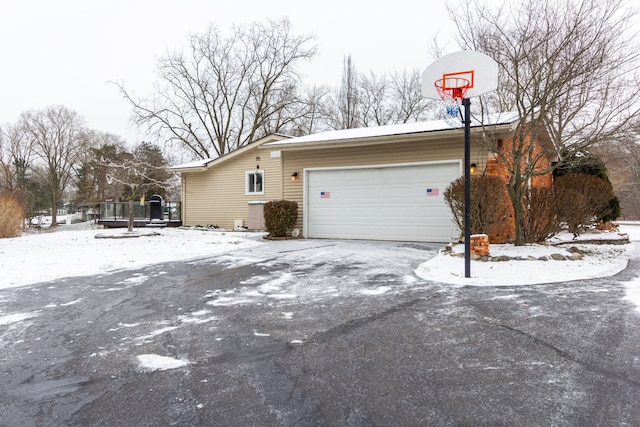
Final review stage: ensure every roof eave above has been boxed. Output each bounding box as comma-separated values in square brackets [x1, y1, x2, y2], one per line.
[263, 123, 516, 151]
[169, 133, 291, 172]
[170, 165, 209, 173]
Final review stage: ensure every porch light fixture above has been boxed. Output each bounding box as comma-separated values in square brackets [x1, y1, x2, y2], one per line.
[470, 163, 477, 174]
[291, 172, 299, 181]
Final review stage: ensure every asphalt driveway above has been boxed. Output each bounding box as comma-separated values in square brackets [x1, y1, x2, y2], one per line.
[1, 239, 639, 426]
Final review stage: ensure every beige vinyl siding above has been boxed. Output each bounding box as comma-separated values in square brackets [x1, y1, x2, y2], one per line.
[276, 135, 487, 232]
[182, 147, 283, 228]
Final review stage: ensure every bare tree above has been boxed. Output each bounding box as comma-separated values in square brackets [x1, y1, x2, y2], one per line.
[334, 60, 433, 128]
[450, 0, 640, 244]
[19, 106, 85, 227]
[103, 142, 173, 232]
[359, 72, 392, 126]
[388, 70, 433, 123]
[330, 55, 362, 129]
[116, 18, 317, 160]
[0, 122, 34, 194]
[594, 132, 640, 219]
[0, 126, 10, 192]
[286, 84, 334, 136]
[74, 131, 128, 209]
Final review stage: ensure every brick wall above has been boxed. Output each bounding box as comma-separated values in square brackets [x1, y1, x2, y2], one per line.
[483, 135, 553, 243]
[485, 158, 515, 243]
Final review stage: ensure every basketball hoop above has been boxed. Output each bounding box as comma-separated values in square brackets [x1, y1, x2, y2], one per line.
[435, 77, 471, 117]
[422, 50, 499, 279]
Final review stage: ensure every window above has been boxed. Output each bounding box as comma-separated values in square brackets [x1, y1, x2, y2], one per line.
[246, 170, 264, 195]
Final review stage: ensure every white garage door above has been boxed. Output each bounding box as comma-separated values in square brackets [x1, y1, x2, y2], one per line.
[306, 162, 460, 242]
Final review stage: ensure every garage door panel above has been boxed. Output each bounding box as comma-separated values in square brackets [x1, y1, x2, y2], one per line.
[418, 205, 451, 215]
[378, 206, 415, 217]
[307, 163, 459, 242]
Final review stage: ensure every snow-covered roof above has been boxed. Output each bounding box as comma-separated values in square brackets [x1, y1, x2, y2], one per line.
[170, 113, 521, 170]
[169, 158, 214, 170]
[170, 133, 291, 171]
[264, 111, 520, 148]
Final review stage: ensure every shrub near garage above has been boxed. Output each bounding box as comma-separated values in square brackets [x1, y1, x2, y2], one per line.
[444, 175, 510, 240]
[554, 173, 616, 235]
[0, 194, 25, 238]
[264, 200, 298, 238]
[523, 187, 562, 243]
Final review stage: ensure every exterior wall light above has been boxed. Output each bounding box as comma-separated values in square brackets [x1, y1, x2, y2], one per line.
[470, 163, 477, 174]
[291, 172, 299, 181]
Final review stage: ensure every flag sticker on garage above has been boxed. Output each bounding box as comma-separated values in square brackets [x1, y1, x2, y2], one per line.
[426, 188, 439, 196]
[320, 191, 331, 198]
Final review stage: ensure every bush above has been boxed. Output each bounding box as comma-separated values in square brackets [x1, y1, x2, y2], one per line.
[0, 194, 25, 238]
[554, 173, 615, 234]
[523, 187, 562, 243]
[264, 200, 298, 238]
[601, 195, 621, 223]
[444, 175, 510, 238]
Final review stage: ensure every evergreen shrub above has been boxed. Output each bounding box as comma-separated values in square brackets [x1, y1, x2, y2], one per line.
[264, 200, 298, 238]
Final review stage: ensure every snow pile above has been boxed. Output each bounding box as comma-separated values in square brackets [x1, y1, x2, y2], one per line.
[623, 277, 640, 312]
[415, 240, 632, 286]
[0, 312, 38, 325]
[414, 224, 640, 311]
[136, 354, 190, 372]
[415, 245, 629, 286]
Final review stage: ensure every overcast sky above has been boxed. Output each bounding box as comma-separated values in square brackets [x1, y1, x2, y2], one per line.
[1, 0, 460, 144]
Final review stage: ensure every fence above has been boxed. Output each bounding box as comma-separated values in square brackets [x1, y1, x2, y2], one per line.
[99, 201, 181, 222]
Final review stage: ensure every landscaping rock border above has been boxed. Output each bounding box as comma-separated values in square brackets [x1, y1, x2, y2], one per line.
[262, 235, 302, 241]
[442, 230, 630, 263]
[442, 244, 586, 262]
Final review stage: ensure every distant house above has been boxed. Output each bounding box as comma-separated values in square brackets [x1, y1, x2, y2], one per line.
[171, 113, 554, 243]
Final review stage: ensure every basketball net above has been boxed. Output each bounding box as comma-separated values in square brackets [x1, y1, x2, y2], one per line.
[435, 77, 470, 118]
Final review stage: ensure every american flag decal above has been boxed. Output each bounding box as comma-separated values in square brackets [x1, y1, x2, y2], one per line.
[426, 188, 439, 196]
[320, 191, 331, 198]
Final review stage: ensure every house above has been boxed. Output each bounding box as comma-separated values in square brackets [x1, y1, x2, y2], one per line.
[172, 113, 554, 243]
[171, 134, 290, 230]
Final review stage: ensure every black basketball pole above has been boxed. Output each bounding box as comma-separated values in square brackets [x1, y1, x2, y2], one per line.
[462, 97, 471, 278]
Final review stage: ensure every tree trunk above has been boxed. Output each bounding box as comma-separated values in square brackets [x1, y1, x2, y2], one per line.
[128, 198, 134, 232]
[50, 192, 58, 228]
[507, 177, 526, 246]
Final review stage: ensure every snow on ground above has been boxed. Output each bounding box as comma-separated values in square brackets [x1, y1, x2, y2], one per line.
[412, 223, 640, 311]
[0, 312, 38, 326]
[623, 277, 640, 313]
[0, 222, 639, 308]
[1, 221, 640, 375]
[0, 225, 262, 289]
[415, 231, 633, 287]
[136, 354, 190, 372]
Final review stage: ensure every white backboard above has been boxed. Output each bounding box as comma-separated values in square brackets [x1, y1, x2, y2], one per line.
[422, 50, 498, 100]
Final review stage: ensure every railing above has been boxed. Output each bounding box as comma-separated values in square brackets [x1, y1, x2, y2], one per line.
[99, 201, 181, 221]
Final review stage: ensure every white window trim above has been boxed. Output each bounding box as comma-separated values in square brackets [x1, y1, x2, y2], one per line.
[245, 170, 265, 195]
